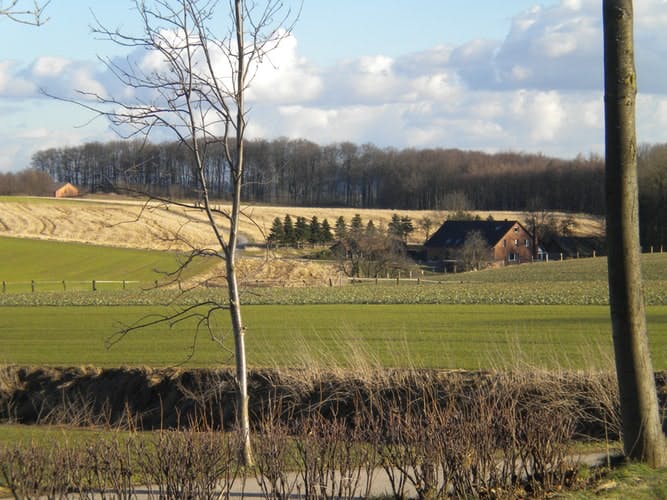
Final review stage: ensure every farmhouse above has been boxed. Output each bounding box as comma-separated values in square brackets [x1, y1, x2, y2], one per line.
[424, 220, 536, 266]
[53, 182, 79, 198]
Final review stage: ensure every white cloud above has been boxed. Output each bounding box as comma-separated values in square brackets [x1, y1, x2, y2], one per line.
[510, 90, 565, 142]
[247, 34, 323, 104]
[32, 56, 69, 77]
[0, 61, 37, 97]
[3, 0, 667, 173]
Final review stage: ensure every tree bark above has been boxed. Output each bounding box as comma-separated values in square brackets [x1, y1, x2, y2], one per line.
[603, 0, 667, 467]
[225, 0, 253, 466]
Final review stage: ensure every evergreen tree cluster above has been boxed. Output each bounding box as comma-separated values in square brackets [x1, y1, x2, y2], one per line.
[267, 215, 334, 248]
[266, 212, 415, 251]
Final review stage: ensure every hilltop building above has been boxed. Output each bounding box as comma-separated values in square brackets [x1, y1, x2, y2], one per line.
[53, 182, 79, 198]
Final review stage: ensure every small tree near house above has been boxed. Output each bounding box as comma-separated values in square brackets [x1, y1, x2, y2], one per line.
[454, 231, 492, 271]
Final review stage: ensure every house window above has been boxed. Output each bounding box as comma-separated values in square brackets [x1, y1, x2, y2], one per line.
[514, 226, 519, 232]
[514, 239, 518, 246]
[503, 239, 506, 247]
[525, 239, 530, 247]
[508, 252, 517, 262]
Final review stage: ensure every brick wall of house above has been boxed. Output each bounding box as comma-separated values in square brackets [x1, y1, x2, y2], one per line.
[493, 224, 534, 263]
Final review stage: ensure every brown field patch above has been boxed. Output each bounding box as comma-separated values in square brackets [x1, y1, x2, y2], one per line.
[0, 196, 605, 252]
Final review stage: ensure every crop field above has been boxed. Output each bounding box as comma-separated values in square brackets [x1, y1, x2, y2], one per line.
[0, 195, 604, 249]
[1, 304, 666, 370]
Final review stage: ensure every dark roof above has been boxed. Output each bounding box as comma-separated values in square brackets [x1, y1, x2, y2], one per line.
[424, 220, 521, 248]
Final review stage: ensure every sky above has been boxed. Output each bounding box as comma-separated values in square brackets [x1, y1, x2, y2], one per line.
[1, 0, 667, 172]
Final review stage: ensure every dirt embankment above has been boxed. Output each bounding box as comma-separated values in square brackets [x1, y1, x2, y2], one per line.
[1, 365, 665, 440]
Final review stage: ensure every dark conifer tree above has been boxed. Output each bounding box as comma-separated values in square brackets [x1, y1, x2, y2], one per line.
[334, 216, 347, 241]
[308, 216, 321, 245]
[267, 217, 285, 247]
[283, 214, 295, 246]
[321, 219, 334, 243]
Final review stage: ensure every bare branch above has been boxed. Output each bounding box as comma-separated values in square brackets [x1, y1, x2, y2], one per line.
[0, 0, 51, 25]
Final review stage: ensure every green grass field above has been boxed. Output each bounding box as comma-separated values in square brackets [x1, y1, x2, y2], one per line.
[0, 236, 215, 291]
[1, 237, 666, 370]
[1, 304, 665, 370]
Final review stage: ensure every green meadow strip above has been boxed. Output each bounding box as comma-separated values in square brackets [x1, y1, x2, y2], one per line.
[1, 304, 665, 370]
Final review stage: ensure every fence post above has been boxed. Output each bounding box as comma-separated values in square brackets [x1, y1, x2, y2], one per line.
[31, 280, 35, 293]
[62, 280, 66, 291]
[92, 280, 96, 292]
[2, 281, 5, 293]
[123, 280, 126, 290]
[155, 280, 158, 289]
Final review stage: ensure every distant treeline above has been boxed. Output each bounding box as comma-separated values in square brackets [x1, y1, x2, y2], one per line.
[29, 138, 667, 247]
[0, 169, 53, 196]
[31, 138, 605, 213]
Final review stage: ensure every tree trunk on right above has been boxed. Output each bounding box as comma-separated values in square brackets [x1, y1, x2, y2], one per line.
[603, 0, 667, 467]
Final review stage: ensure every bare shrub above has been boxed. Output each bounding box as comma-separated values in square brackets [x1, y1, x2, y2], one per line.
[294, 412, 377, 500]
[0, 442, 71, 499]
[135, 428, 240, 499]
[252, 400, 300, 499]
[65, 437, 135, 499]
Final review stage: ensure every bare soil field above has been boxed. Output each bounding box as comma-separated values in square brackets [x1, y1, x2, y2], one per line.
[0, 195, 604, 250]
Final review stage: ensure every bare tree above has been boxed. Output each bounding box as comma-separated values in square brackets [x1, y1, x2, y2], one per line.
[455, 231, 492, 272]
[0, 0, 50, 25]
[603, 0, 667, 467]
[67, 0, 298, 465]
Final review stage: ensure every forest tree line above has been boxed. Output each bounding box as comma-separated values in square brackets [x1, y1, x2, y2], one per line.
[26, 138, 667, 248]
[31, 138, 605, 212]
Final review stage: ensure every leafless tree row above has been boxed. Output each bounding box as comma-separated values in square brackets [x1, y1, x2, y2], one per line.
[31, 139, 606, 212]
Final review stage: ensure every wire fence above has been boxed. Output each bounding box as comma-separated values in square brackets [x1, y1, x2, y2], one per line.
[1, 280, 143, 294]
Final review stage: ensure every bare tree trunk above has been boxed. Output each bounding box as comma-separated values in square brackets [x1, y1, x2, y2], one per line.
[603, 0, 667, 467]
[226, 255, 253, 465]
[225, 0, 253, 465]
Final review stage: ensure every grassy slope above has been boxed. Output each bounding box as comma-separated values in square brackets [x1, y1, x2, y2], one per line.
[0, 235, 215, 285]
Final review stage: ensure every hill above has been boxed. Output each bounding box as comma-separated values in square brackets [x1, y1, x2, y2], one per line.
[0, 195, 604, 250]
